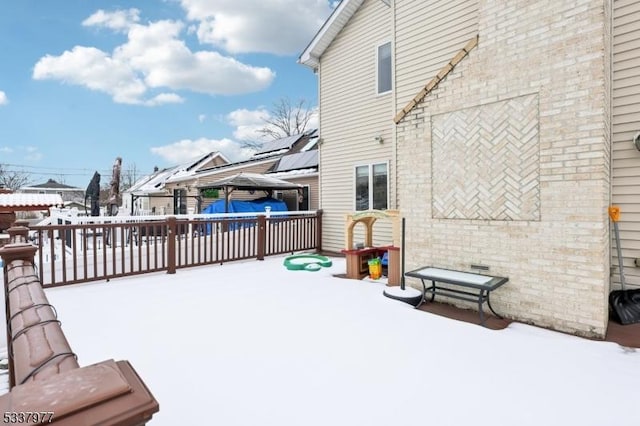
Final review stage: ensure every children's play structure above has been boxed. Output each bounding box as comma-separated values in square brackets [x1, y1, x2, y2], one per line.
[341, 210, 401, 285]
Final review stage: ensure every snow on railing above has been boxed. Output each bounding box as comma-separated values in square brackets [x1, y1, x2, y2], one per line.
[49, 208, 318, 225]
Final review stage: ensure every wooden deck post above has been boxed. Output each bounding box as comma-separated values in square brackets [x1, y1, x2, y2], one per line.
[316, 209, 323, 253]
[257, 215, 266, 261]
[167, 216, 176, 274]
[6, 225, 29, 243]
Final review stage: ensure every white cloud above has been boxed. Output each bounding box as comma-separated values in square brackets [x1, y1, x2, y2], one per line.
[226, 108, 270, 141]
[180, 0, 333, 55]
[198, 114, 207, 123]
[227, 105, 319, 141]
[307, 109, 319, 131]
[145, 93, 185, 106]
[24, 146, 42, 162]
[0, 147, 13, 154]
[151, 138, 255, 164]
[34, 46, 149, 104]
[82, 9, 140, 33]
[0, 91, 8, 105]
[33, 11, 275, 105]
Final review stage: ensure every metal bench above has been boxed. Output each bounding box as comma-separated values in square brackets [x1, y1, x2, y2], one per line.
[405, 266, 508, 326]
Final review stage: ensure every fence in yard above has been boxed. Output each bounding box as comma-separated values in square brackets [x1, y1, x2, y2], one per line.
[30, 210, 323, 288]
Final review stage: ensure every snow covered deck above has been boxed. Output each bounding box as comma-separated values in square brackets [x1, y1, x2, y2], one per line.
[16, 256, 637, 426]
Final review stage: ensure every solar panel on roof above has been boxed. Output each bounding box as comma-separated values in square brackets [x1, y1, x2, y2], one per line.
[254, 133, 303, 155]
[274, 150, 318, 172]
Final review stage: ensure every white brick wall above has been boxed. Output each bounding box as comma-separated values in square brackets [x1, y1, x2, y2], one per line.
[396, 0, 611, 337]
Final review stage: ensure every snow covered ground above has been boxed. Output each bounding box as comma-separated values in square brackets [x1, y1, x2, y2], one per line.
[6, 256, 639, 425]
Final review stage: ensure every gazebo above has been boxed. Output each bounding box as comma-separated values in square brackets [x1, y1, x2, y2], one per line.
[197, 172, 302, 213]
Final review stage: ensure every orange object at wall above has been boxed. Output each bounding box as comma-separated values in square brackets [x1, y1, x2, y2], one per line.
[609, 206, 620, 222]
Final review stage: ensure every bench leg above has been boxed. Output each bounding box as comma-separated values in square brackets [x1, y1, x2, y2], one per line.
[413, 296, 424, 309]
[419, 279, 436, 306]
[486, 292, 503, 319]
[478, 291, 486, 326]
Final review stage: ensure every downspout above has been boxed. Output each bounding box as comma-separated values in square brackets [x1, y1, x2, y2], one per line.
[607, 0, 616, 321]
[391, 0, 397, 211]
[316, 62, 322, 211]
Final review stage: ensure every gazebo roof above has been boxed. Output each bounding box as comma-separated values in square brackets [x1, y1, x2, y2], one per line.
[198, 172, 302, 192]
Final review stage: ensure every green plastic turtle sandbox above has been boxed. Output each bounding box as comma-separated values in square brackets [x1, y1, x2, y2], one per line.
[283, 254, 333, 272]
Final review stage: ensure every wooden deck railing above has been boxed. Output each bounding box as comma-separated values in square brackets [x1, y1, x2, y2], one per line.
[30, 210, 322, 287]
[0, 222, 159, 425]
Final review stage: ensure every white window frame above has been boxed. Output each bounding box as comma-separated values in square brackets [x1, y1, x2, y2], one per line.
[353, 161, 389, 211]
[376, 40, 392, 95]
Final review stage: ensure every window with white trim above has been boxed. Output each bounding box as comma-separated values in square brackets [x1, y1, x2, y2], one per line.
[377, 41, 392, 94]
[355, 163, 388, 211]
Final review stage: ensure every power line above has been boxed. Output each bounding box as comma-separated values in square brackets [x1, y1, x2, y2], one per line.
[0, 163, 141, 176]
[0, 163, 103, 172]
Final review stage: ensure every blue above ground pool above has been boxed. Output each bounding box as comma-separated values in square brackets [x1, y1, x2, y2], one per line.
[202, 197, 288, 214]
[201, 197, 288, 233]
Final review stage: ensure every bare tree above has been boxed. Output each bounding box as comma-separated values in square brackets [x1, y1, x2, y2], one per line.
[121, 162, 141, 191]
[0, 164, 31, 191]
[258, 97, 315, 140]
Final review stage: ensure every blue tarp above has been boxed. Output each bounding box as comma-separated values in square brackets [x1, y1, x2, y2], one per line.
[202, 197, 288, 214]
[201, 197, 288, 233]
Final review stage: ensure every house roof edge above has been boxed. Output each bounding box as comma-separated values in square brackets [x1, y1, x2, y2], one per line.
[299, 0, 365, 69]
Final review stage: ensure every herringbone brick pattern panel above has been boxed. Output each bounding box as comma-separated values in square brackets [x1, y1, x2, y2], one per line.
[431, 94, 540, 220]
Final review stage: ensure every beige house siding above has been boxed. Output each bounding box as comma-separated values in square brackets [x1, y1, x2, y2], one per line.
[396, 0, 611, 337]
[210, 156, 228, 167]
[277, 174, 320, 210]
[612, 0, 640, 288]
[319, 0, 394, 252]
[394, 0, 479, 108]
[148, 194, 174, 215]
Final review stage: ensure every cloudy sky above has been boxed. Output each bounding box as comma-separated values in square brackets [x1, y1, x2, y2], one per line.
[0, 0, 331, 187]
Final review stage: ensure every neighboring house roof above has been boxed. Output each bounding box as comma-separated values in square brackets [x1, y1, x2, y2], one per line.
[193, 131, 317, 180]
[125, 152, 227, 195]
[192, 157, 281, 181]
[130, 167, 181, 195]
[299, 136, 319, 152]
[167, 151, 230, 183]
[299, 0, 366, 69]
[21, 179, 82, 192]
[253, 133, 305, 156]
[0, 193, 64, 212]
